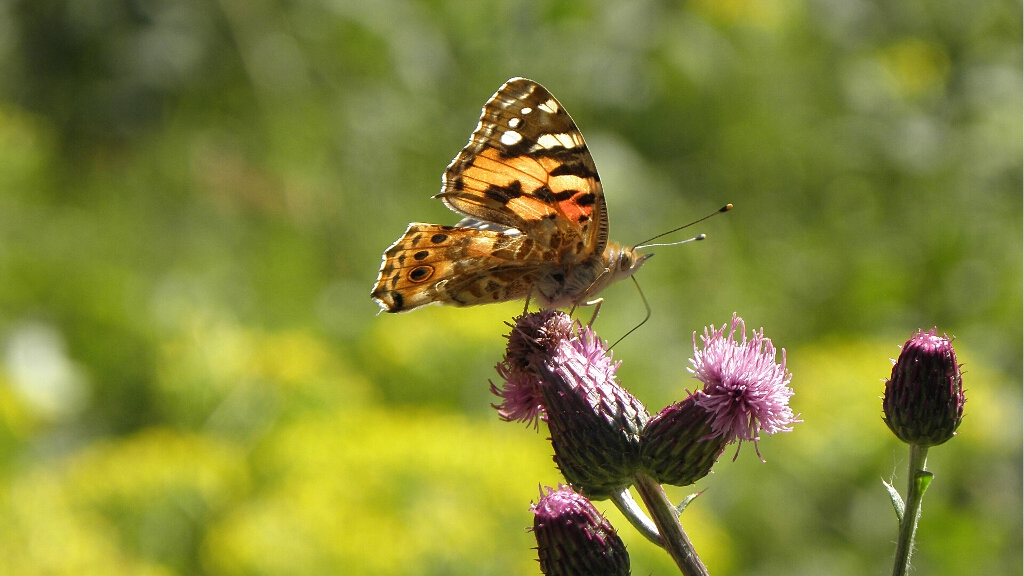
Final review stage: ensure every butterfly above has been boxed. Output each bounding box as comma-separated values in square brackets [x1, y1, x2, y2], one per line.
[371, 77, 651, 314]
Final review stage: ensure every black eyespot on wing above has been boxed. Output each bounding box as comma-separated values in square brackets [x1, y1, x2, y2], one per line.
[414, 250, 429, 261]
[409, 266, 434, 282]
[431, 233, 448, 244]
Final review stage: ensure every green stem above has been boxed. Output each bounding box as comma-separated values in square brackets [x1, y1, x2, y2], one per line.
[610, 487, 664, 547]
[632, 471, 709, 576]
[892, 444, 930, 576]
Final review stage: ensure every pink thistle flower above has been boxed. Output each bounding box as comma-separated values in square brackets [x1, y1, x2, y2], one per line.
[690, 314, 798, 456]
[490, 360, 546, 428]
[490, 310, 570, 428]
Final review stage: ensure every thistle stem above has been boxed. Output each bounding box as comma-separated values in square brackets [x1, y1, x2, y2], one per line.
[632, 471, 709, 576]
[892, 444, 931, 576]
[610, 487, 664, 547]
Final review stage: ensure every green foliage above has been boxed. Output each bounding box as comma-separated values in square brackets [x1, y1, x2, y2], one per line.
[0, 0, 1019, 574]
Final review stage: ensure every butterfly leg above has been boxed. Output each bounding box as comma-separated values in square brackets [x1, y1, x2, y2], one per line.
[523, 287, 533, 315]
[573, 267, 612, 325]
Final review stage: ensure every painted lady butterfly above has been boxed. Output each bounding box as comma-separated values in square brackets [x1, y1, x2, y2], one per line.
[372, 77, 651, 314]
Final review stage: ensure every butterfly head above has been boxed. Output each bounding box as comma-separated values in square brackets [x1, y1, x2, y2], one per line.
[607, 244, 653, 282]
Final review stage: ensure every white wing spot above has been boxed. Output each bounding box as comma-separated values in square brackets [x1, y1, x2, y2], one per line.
[554, 133, 577, 148]
[538, 99, 559, 113]
[521, 107, 533, 114]
[535, 134, 560, 149]
[535, 133, 579, 150]
[500, 130, 523, 146]
[508, 117, 521, 128]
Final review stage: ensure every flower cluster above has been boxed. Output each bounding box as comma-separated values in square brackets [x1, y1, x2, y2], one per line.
[492, 311, 799, 572]
[493, 312, 799, 492]
[488, 310, 970, 573]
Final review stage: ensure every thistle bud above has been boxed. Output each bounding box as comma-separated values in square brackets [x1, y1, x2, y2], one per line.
[492, 312, 648, 500]
[640, 394, 729, 486]
[532, 485, 630, 576]
[883, 329, 964, 446]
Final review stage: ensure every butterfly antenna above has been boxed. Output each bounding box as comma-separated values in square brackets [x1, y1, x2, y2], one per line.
[609, 276, 651, 349]
[638, 233, 706, 249]
[633, 204, 733, 249]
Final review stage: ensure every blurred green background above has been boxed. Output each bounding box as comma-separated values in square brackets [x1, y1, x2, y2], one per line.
[0, 0, 1019, 574]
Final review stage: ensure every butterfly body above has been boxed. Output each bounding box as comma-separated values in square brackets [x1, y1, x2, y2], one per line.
[532, 242, 649, 309]
[372, 78, 649, 314]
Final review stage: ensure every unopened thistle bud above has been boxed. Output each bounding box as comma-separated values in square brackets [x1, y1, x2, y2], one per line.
[532, 485, 630, 576]
[883, 329, 965, 446]
[492, 312, 648, 499]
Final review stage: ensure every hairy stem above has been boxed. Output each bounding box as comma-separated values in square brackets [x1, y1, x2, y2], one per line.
[892, 444, 931, 576]
[632, 471, 709, 576]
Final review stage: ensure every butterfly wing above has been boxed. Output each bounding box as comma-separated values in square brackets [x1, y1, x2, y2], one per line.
[435, 78, 608, 265]
[371, 223, 550, 313]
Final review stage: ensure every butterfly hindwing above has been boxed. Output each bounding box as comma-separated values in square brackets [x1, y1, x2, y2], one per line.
[371, 224, 549, 312]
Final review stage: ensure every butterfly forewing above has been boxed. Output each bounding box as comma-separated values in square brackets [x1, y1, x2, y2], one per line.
[437, 78, 608, 263]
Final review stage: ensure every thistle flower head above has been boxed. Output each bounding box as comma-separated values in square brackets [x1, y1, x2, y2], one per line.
[883, 328, 964, 446]
[490, 310, 571, 427]
[492, 311, 648, 499]
[490, 362, 546, 428]
[506, 309, 574, 371]
[532, 485, 630, 576]
[690, 314, 798, 453]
